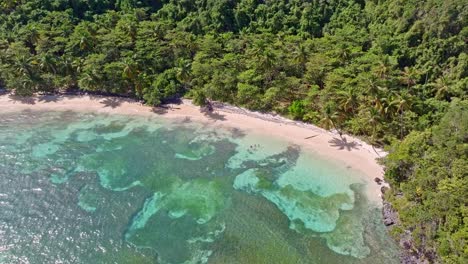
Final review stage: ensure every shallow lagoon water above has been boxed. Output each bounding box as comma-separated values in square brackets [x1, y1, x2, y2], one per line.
[0, 110, 399, 263]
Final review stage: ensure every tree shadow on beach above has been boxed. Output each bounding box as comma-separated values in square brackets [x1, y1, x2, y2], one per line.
[328, 137, 360, 151]
[151, 106, 169, 115]
[201, 108, 226, 121]
[229, 127, 246, 138]
[100, 97, 122, 108]
[37, 95, 63, 103]
[8, 94, 36, 105]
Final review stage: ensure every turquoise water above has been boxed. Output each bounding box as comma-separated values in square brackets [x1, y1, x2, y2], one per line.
[0, 110, 399, 263]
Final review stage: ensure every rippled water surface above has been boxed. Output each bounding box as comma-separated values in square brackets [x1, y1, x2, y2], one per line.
[0, 110, 399, 263]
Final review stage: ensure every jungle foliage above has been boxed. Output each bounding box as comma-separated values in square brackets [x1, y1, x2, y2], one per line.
[0, 0, 466, 262]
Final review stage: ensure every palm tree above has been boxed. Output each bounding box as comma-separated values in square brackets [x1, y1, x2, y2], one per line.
[28, 27, 40, 47]
[320, 105, 342, 135]
[175, 59, 192, 88]
[367, 107, 382, 142]
[79, 36, 90, 51]
[250, 38, 277, 75]
[375, 56, 393, 80]
[133, 74, 146, 98]
[390, 93, 412, 115]
[337, 45, 351, 64]
[431, 76, 450, 100]
[59, 56, 74, 76]
[401, 66, 420, 89]
[122, 59, 137, 80]
[292, 43, 308, 71]
[16, 75, 36, 96]
[260, 48, 276, 73]
[11, 56, 37, 96]
[363, 76, 380, 97]
[374, 96, 386, 116]
[38, 53, 57, 74]
[15, 54, 34, 79]
[337, 88, 358, 114]
[78, 73, 98, 91]
[373, 95, 396, 118]
[192, 89, 208, 107]
[121, 59, 139, 94]
[388, 92, 413, 139]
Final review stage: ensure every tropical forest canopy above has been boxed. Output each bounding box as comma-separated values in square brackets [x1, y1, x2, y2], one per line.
[0, 0, 466, 263]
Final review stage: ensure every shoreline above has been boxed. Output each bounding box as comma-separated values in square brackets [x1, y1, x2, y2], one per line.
[0, 94, 388, 204]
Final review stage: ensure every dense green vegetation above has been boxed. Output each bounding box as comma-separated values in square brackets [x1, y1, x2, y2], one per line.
[0, 0, 466, 262]
[385, 99, 467, 263]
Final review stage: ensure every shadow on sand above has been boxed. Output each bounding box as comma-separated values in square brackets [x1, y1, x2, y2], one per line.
[328, 137, 360, 151]
[100, 97, 122, 108]
[229, 127, 246, 138]
[37, 95, 63, 103]
[151, 106, 169, 115]
[201, 108, 226, 121]
[8, 94, 36, 104]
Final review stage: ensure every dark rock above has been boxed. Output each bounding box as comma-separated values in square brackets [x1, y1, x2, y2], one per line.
[398, 231, 431, 264]
[400, 253, 420, 264]
[403, 240, 412, 250]
[381, 186, 389, 194]
[384, 218, 395, 226]
[374, 177, 383, 185]
[382, 201, 397, 226]
[382, 199, 432, 264]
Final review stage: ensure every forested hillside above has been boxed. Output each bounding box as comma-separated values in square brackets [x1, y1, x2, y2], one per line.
[0, 0, 466, 262]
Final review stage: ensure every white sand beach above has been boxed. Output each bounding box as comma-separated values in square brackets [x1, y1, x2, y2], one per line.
[0, 94, 388, 203]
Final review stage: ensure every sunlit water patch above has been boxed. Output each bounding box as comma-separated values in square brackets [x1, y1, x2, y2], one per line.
[0, 110, 399, 263]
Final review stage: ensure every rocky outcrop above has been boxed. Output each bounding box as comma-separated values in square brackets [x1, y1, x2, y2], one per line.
[380, 186, 434, 264]
[374, 177, 383, 185]
[398, 230, 434, 264]
[382, 201, 397, 226]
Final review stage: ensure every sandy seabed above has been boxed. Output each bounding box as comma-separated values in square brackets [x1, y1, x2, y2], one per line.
[0, 94, 388, 204]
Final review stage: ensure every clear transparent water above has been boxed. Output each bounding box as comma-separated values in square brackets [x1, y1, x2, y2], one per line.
[0, 110, 399, 263]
